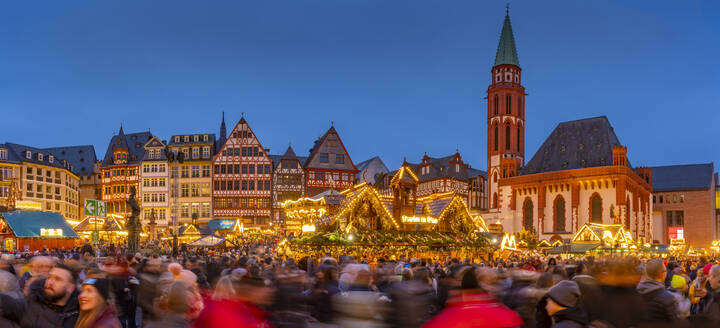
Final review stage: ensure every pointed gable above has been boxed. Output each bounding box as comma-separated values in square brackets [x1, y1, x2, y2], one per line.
[305, 126, 357, 172]
[215, 116, 271, 163]
[101, 129, 152, 167]
[142, 136, 168, 161]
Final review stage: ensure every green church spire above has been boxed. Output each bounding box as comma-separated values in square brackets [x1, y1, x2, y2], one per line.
[494, 8, 520, 67]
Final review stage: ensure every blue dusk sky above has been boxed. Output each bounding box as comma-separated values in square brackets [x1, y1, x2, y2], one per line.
[1, 1, 718, 171]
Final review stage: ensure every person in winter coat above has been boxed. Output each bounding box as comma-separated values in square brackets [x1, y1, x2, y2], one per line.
[11, 264, 81, 328]
[636, 259, 679, 323]
[668, 274, 691, 318]
[423, 267, 523, 328]
[75, 278, 122, 328]
[537, 280, 588, 328]
[571, 261, 603, 322]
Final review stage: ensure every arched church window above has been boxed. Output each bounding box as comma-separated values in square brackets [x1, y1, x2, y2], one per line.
[494, 125, 499, 151]
[591, 194, 602, 223]
[524, 199, 533, 230]
[555, 196, 566, 231]
[494, 95, 499, 115]
[506, 95, 512, 114]
[493, 193, 498, 208]
[505, 124, 511, 150]
[517, 127, 521, 152]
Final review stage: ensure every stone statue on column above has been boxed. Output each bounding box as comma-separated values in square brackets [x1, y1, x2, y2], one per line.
[127, 186, 142, 253]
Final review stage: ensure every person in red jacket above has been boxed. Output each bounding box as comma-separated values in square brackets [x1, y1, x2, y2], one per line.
[423, 266, 524, 328]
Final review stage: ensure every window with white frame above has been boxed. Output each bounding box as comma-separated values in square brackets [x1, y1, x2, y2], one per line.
[203, 135, 208, 142]
[174, 136, 180, 143]
[193, 135, 198, 142]
[202, 147, 210, 158]
[184, 136, 189, 142]
[26, 151, 31, 159]
[38, 153, 43, 161]
[0, 149, 6, 160]
[192, 148, 199, 159]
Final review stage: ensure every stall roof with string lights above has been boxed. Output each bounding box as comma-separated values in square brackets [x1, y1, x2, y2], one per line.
[0, 210, 79, 251]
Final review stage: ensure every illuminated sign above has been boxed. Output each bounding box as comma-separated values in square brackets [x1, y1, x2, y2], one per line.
[668, 227, 684, 240]
[15, 201, 41, 211]
[88, 218, 105, 226]
[401, 216, 438, 224]
[301, 224, 316, 233]
[40, 228, 63, 237]
[216, 220, 235, 230]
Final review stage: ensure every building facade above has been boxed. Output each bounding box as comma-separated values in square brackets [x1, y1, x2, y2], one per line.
[468, 167, 487, 211]
[167, 133, 215, 227]
[212, 116, 272, 227]
[43, 145, 100, 221]
[650, 163, 718, 246]
[140, 137, 169, 227]
[0, 143, 81, 220]
[304, 126, 358, 197]
[269, 146, 306, 225]
[490, 117, 653, 242]
[100, 127, 152, 218]
[487, 11, 526, 210]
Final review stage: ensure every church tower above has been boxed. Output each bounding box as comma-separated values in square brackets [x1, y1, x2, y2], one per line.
[487, 9, 525, 209]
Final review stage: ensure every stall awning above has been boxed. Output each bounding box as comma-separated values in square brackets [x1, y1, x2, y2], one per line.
[187, 234, 226, 247]
[548, 243, 600, 254]
[0, 210, 79, 238]
[74, 217, 124, 231]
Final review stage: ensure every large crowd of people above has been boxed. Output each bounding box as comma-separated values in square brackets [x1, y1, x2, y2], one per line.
[1, 243, 720, 327]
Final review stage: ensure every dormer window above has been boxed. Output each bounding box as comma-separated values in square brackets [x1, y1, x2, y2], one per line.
[0, 149, 7, 160]
[184, 136, 189, 142]
[49, 155, 54, 163]
[203, 135, 208, 141]
[38, 153, 43, 161]
[193, 135, 199, 142]
[174, 136, 180, 143]
[26, 151, 32, 159]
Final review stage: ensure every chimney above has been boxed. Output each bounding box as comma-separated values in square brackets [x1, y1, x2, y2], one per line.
[612, 145, 627, 167]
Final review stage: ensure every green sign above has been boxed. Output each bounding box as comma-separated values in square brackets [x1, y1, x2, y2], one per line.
[92, 231, 99, 242]
[84, 199, 107, 217]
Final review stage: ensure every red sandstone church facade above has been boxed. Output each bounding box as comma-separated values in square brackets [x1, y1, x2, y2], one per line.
[484, 12, 654, 242]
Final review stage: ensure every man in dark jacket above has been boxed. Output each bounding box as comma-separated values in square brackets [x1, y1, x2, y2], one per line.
[1, 263, 80, 328]
[571, 261, 603, 322]
[637, 259, 678, 323]
[539, 280, 588, 328]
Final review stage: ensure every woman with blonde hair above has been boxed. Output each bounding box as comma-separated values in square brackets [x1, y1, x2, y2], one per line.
[75, 278, 121, 328]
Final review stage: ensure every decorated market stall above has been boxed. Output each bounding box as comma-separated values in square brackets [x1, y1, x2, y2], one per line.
[73, 216, 126, 244]
[0, 210, 79, 251]
[283, 178, 492, 259]
[186, 234, 230, 248]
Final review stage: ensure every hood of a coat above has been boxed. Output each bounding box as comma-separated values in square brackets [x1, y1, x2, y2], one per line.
[636, 278, 665, 295]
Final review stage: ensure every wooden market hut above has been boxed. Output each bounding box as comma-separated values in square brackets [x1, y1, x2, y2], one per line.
[0, 210, 79, 251]
[187, 234, 230, 248]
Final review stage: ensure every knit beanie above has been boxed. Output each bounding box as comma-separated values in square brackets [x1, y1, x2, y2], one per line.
[672, 275, 687, 289]
[547, 280, 581, 308]
[703, 264, 714, 276]
[83, 278, 111, 302]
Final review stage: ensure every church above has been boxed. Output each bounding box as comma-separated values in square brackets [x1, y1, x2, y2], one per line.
[483, 12, 654, 243]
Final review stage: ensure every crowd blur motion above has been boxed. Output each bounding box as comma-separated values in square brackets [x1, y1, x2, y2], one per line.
[2, 245, 720, 328]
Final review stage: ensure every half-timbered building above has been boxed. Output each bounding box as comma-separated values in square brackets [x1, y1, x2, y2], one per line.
[304, 126, 357, 197]
[100, 126, 152, 217]
[269, 146, 306, 225]
[212, 116, 272, 227]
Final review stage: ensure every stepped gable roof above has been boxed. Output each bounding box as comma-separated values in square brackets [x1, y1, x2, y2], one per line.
[100, 129, 152, 167]
[405, 153, 469, 182]
[467, 167, 487, 179]
[4, 143, 77, 173]
[43, 145, 97, 176]
[494, 11, 520, 67]
[650, 163, 714, 192]
[520, 116, 627, 175]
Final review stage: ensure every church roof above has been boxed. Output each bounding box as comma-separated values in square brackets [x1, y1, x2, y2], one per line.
[521, 116, 625, 175]
[650, 163, 715, 192]
[494, 12, 520, 67]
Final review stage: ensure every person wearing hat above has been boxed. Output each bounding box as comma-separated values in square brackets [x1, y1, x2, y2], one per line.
[668, 274, 691, 318]
[76, 278, 121, 328]
[538, 280, 588, 328]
